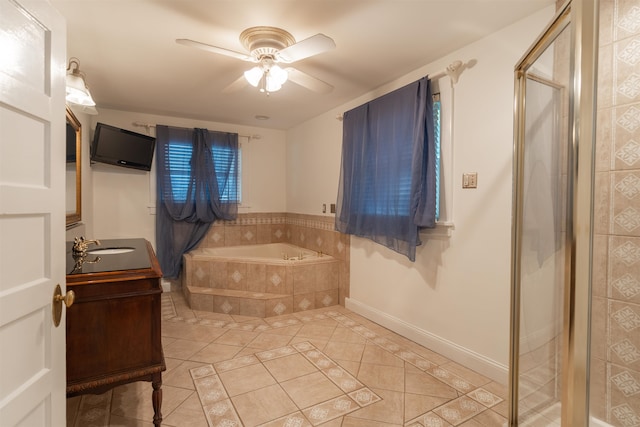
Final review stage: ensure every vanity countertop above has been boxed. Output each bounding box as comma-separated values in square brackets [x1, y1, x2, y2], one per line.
[66, 238, 161, 279]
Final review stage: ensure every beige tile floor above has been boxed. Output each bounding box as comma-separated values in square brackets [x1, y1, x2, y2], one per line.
[67, 291, 510, 426]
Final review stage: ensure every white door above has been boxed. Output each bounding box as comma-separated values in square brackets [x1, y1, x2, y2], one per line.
[0, 0, 67, 426]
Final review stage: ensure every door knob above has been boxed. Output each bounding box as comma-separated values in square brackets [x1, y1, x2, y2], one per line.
[52, 284, 75, 327]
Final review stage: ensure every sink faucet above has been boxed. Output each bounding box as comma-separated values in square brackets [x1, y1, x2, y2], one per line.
[72, 236, 101, 256]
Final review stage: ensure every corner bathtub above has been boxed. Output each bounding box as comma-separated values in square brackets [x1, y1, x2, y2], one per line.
[182, 243, 339, 317]
[190, 243, 329, 263]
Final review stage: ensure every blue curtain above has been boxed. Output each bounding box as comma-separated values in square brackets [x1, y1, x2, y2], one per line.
[156, 125, 239, 278]
[336, 77, 436, 261]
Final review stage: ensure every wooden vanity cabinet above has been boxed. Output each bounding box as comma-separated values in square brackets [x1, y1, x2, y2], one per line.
[65, 239, 165, 426]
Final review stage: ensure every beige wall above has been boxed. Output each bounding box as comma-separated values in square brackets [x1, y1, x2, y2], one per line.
[591, 0, 640, 423]
[83, 108, 287, 247]
[286, 7, 554, 382]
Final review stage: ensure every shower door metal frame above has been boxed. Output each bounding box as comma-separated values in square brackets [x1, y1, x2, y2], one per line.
[509, 0, 598, 425]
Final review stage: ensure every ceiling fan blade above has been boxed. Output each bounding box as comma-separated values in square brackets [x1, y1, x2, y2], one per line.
[285, 67, 333, 94]
[222, 75, 249, 93]
[276, 34, 335, 63]
[176, 39, 256, 62]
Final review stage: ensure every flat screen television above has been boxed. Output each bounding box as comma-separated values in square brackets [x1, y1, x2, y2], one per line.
[91, 122, 156, 171]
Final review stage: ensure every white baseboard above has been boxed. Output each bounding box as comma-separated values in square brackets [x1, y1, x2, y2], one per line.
[345, 297, 508, 384]
[161, 279, 171, 292]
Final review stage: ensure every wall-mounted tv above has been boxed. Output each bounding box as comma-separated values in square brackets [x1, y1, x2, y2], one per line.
[91, 122, 156, 171]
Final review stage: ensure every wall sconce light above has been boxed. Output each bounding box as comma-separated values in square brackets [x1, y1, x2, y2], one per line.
[66, 57, 96, 107]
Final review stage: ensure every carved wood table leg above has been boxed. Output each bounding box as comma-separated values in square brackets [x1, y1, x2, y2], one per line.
[152, 375, 163, 426]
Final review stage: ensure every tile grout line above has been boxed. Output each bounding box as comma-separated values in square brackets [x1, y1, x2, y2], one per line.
[166, 293, 504, 426]
[190, 341, 382, 426]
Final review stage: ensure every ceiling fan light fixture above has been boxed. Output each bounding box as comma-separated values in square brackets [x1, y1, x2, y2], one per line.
[265, 64, 289, 93]
[244, 66, 263, 87]
[177, 26, 335, 94]
[246, 63, 289, 93]
[263, 77, 282, 93]
[269, 65, 288, 85]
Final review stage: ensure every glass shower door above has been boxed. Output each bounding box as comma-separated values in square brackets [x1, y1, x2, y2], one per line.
[510, 4, 572, 425]
[510, 0, 598, 425]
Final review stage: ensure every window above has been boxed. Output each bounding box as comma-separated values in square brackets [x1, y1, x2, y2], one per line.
[358, 94, 441, 219]
[342, 94, 441, 220]
[214, 145, 241, 203]
[155, 125, 239, 278]
[336, 77, 437, 261]
[360, 140, 413, 217]
[163, 141, 241, 203]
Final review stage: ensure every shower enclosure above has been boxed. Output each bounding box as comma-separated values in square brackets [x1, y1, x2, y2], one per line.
[510, 0, 598, 425]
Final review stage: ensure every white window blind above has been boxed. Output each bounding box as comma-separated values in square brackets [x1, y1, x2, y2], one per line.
[163, 141, 240, 203]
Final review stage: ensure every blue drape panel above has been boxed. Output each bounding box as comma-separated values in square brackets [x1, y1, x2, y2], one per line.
[335, 77, 436, 261]
[156, 125, 239, 278]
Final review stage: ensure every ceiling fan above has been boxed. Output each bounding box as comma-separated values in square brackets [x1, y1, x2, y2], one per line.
[176, 26, 336, 94]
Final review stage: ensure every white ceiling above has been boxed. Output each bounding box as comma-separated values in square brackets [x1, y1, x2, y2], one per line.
[52, 0, 553, 130]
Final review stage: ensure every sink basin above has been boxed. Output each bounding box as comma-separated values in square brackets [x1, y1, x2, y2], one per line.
[88, 247, 135, 255]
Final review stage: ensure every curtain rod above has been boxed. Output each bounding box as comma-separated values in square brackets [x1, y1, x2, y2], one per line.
[131, 122, 261, 140]
[428, 59, 472, 83]
[335, 59, 474, 121]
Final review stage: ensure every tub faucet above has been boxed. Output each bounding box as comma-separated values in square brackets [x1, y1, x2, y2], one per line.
[72, 236, 101, 255]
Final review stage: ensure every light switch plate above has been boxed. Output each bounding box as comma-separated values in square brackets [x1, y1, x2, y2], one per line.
[463, 172, 478, 188]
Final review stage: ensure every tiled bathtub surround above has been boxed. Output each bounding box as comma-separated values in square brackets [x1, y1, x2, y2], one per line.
[183, 251, 340, 317]
[182, 213, 350, 317]
[592, 0, 640, 424]
[199, 213, 349, 265]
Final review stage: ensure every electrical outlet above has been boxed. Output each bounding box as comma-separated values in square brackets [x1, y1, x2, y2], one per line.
[462, 172, 478, 189]
[322, 204, 327, 213]
[330, 203, 336, 213]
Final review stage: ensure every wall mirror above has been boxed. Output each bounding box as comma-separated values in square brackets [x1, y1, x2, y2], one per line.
[66, 106, 82, 226]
